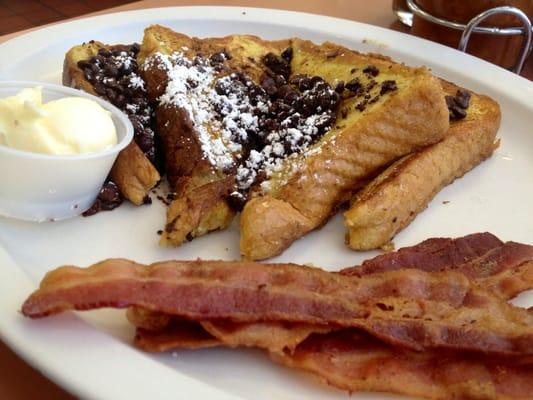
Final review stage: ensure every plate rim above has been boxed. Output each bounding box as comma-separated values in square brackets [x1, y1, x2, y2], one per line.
[0, 6, 532, 400]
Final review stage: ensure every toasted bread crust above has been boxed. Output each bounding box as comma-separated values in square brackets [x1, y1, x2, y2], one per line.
[344, 81, 501, 250]
[63, 41, 160, 205]
[160, 177, 235, 246]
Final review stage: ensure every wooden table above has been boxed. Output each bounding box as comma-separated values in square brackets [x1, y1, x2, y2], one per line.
[0, 1, 528, 399]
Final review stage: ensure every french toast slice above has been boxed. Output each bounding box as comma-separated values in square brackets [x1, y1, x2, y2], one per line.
[63, 41, 160, 205]
[344, 81, 501, 250]
[240, 40, 450, 260]
[139, 25, 290, 245]
[138, 26, 449, 254]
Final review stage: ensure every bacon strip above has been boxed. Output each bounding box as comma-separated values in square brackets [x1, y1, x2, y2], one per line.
[135, 319, 220, 352]
[341, 232, 533, 299]
[130, 235, 533, 399]
[133, 316, 533, 400]
[22, 258, 533, 355]
[273, 330, 533, 400]
[133, 236, 533, 353]
[131, 233, 533, 350]
[127, 306, 327, 353]
[341, 232, 522, 277]
[341, 232, 501, 275]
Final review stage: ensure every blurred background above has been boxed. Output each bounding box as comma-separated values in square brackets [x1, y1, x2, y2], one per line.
[0, 0, 137, 35]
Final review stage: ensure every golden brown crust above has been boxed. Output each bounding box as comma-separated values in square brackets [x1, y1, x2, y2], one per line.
[109, 142, 160, 205]
[344, 81, 501, 250]
[160, 178, 235, 246]
[240, 197, 314, 260]
[63, 41, 160, 205]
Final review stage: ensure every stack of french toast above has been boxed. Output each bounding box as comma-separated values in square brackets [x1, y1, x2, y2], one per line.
[63, 25, 500, 259]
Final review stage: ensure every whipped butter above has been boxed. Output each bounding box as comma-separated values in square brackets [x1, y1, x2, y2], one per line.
[0, 87, 117, 155]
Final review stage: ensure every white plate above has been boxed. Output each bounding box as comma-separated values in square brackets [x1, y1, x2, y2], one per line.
[0, 6, 532, 400]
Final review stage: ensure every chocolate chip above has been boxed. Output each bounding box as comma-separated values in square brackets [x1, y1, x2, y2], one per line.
[277, 84, 295, 100]
[355, 101, 367, 111]
[136, 132, 154, 152]
[227, 192, 247, 212]
[105, 88, 116, 102]
[289, 74, 304, 84]
[445, 90, 471, 121]
[261, 75, 278, 96]
[89, 63, 100, 75]
[214, 80, 228, 95]
[77, 60, 92, 70]
[350, 67, 357, 74]
[83, 68, 94, 82]
[123, 87, 134, 98]
[450, 105, 467, 120]
[298, 76, 312, 91]
[93, 82, 107, 95]
[334, 80, 345, 93]
[366, 80, 377, 91]
[455, 89, 471, 109]
[284, 89, 299, 104]
[345, 78, 361, 93]
[330, 91, 341, 106]
[77, 43, 159, 173]
[363, 65, 379, 77]
[83, 180, 123, 217]
[380, 80, 397, 95]
[128, 115, 144, 132]
[103, 64, 119, 77]
[99, 181, 121, 204]
[273, 74, 286, 87]
[310, 76, 324, 87]
[262, 52, 291, 79]
[166, 192, 176, 202]
[120, 63, 132, 75]
[210, 52, 227, 64]
[281, 47, 293, 62]
[131, 43, 141, 54]
[97, 48, 112, 58]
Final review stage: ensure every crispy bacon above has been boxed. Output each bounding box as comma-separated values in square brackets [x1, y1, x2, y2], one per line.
[22, 258, 533, 355]
[134, 318, 533, 400]
[341, 232, 526, 278]
[130, 234, 533, 399]
[273, 330, 533, 400]
[137, 324, 533, 399]
[127, 306, 327, 353]
[341, 232, 533, 300]
[135, 319, 220, 352]
[345, 232, 504, 274]
[131, 233, 533, 352]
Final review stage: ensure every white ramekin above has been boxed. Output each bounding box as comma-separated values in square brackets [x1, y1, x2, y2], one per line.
[0, 81, 133, 222]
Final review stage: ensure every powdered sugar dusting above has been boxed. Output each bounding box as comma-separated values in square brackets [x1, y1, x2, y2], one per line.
[143, 49, 340, 200]
[145, 52, 235, 170]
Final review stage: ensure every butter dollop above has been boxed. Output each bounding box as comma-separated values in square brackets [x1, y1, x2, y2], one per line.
[0, 87, 117, 155]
